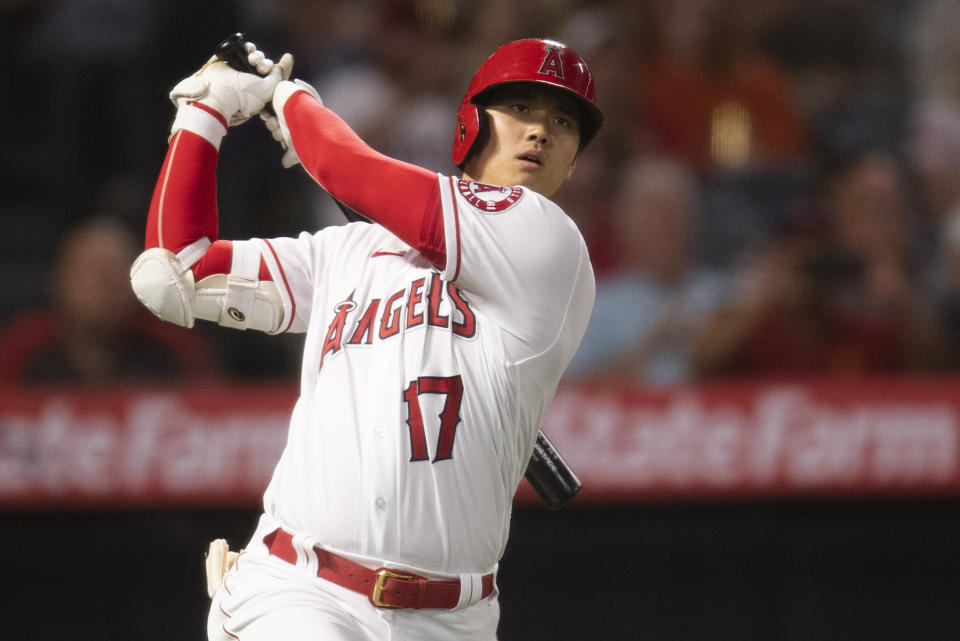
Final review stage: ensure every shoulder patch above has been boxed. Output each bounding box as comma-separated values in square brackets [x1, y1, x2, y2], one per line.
[458, 180, 524, 213]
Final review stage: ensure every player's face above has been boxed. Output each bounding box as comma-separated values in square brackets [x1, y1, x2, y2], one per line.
[463, 84, 581, 197]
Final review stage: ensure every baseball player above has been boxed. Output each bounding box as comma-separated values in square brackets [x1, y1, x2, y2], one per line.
[130, 36, 603, 640]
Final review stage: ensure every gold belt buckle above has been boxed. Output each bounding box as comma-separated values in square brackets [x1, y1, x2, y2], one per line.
[371, 569, 414, 608]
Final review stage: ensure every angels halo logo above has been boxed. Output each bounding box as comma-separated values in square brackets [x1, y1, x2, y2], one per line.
[458, 180, 524, 213]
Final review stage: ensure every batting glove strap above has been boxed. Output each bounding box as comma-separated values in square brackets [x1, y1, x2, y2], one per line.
[169, 103, 228, 148]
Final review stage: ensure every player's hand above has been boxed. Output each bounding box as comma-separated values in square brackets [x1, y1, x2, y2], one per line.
[169, 42, 293, 127]
[260, 78, 323, 168]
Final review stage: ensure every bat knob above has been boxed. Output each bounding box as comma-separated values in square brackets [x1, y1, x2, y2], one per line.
[215, 32, 258, 75]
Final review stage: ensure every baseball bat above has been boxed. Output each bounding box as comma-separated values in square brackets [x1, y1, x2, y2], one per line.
[213, 33, 583, 509]
[525, 430, 582, 510]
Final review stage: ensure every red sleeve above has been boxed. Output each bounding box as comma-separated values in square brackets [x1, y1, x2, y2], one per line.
[144, 124, 269, 281]
[284, 91, 446, 269]
[145, 128, 220, 252]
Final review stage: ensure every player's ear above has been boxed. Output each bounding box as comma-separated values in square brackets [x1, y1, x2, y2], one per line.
[566, 157, 577, 181]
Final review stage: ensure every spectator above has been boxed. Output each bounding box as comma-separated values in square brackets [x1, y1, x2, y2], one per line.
[636, 0, 811, 171]
[0, 216, 221, 386]
[565, 156, 730, 384]
[694, 147, 944, 378]
[691, 221, 826, 377]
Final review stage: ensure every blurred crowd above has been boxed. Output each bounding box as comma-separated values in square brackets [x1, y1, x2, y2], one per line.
[3, 0, 960, 385]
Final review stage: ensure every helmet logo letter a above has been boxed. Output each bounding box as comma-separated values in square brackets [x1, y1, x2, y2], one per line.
[538, 46, 565, 79]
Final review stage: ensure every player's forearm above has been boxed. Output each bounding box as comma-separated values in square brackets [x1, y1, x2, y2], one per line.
[283, 91, 446, 268]
[145, 108, 273, 282]
[145, 119, 221, 253]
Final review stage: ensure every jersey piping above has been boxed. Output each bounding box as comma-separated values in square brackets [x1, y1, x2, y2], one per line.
[262, 239, 297, 334]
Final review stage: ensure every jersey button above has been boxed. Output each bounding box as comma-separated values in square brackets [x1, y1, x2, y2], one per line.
[376, 428, 385, 439]
[375, 497, 387, 510]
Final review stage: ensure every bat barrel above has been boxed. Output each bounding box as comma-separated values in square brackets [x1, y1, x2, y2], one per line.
[524, 431, 582, 510]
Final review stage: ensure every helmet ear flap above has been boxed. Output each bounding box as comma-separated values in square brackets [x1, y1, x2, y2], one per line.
[461, 109, 492, 171]
[452, 99, 482, 168]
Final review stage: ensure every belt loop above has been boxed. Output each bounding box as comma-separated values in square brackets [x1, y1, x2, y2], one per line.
[455, 573, 484, 610]
[293, 533, 319, 575]
[413, 575, 430, 610]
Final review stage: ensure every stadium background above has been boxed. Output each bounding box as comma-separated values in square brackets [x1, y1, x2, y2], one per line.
[2, 1, 960, 639]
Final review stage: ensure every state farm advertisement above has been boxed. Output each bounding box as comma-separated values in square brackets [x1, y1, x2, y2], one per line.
[1, 379, 959, 508]
[0, 385, 296, 508]
[536, 379, 960, 503]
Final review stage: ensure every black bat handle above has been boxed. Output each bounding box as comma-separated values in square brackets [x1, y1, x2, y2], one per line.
[215, 33, 258, 74]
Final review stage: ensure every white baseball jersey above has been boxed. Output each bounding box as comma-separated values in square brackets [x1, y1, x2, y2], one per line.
[255, 176, 594, 575]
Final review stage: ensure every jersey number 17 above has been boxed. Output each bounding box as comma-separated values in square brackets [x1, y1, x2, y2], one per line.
[403, 375, 463, 463]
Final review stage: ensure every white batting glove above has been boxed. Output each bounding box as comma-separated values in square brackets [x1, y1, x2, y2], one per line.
[169, 43, 293, 128]
[260, 79, 323, 168]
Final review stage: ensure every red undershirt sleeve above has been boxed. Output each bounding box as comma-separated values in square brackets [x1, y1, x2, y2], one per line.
[145, 125, 270, 281]
[283, 91, 446, 269]
[145, 128, 219, 253]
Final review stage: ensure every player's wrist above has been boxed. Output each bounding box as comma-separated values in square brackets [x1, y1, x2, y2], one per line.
[170, 103, 228, 149]
[273, 79, 321, 111]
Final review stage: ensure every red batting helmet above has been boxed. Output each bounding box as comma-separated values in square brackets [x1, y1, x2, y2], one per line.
[452, 38, 604, 167]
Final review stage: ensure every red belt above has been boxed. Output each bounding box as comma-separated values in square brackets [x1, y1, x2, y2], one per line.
[263, 528, 494, 609]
